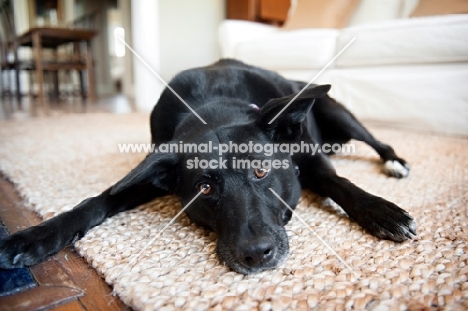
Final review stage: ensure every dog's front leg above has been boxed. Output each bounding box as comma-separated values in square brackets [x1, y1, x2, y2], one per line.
[297, 154, 416, 242]
[0, 183, 163, 269]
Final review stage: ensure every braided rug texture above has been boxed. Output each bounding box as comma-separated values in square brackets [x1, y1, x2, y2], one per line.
[0, 113, 466, 310]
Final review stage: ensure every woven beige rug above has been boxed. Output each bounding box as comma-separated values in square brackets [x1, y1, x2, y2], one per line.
[0, 113, 467, 310]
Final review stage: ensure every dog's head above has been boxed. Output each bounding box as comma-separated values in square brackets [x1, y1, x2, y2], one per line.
[111, 85, 330, 274]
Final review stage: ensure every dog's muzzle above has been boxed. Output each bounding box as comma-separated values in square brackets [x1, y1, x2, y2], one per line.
[234, 235, 276, 269]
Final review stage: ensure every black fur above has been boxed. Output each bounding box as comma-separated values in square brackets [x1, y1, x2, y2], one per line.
[0, 60, 416, 274]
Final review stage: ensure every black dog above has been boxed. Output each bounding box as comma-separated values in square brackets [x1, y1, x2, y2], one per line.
[0, 59, 416, 274]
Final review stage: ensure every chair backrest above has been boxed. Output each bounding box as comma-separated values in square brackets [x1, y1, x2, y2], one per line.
[0, 26, 5, 64]
[0, 0, 16, 44]
[0, 0, 16, 64]
[68, 10, 100, 29]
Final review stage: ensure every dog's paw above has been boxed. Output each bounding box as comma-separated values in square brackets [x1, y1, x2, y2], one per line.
[0, 225, 65, 269]
[356, 197, 416, 242]
[383, 159, 410, 178]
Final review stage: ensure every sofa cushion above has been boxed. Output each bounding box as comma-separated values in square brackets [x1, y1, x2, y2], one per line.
[233, 28, 339, 70]
[336, 14, 468, 67]
[219, 20, 278, 59]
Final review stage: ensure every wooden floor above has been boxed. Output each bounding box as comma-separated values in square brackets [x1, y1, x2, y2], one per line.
[0, 96, 133, 310]
[0, 94, 136, 121]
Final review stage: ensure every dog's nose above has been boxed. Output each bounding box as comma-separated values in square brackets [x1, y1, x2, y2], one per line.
[236, 237, 276, 268]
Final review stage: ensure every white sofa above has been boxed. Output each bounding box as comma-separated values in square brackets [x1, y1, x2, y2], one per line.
[219, 1, 468, 135]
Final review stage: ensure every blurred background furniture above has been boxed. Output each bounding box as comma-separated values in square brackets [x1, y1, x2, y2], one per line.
[0, 0, 31, 100]
[221, 0, 468, 135]
[226, 0, 290, 25]
[16, 26, 97, 102]
[0, 0, 97, 103]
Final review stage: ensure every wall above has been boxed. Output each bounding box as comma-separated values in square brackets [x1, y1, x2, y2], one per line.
[131, 0, 162, 112]
[117, 0, 133, 98]
[159, 0, 225, 81]
[131, 0, 225, 111]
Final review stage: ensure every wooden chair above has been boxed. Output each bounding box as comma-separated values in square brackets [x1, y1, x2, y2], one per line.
[66, 10, 99, 99]
[0, 22, 13, 97]
[0, 0, 97, 101]
[0, 0, 27, 99]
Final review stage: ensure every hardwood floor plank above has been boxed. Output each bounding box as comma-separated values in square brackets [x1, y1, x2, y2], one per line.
[0, 285, 83, 311]
[0, 95, 136, 121]
[0, 176, 129, 311]
[51, 300, 86, 311]
[55, 246, 130, 311]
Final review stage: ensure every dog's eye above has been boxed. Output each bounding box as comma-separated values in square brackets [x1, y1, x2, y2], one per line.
[254, 167, 269, 179]
[198, 183, 213, 195]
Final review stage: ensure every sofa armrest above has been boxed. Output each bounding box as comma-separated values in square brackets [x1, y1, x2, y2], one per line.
[219, 20, 278, 58]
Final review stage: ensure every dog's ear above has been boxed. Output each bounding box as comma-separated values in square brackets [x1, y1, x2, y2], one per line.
[110, 152, 179, 195]
[257, 84, 331, 140]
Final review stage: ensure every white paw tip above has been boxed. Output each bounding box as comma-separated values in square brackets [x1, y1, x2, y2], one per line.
[383, 160, 410, 178]
[13, 253, 23, 265]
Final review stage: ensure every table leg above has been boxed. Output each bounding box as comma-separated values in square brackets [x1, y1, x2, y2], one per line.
[52, 48, 59, 99]
[73, 42, 85, 99]
[85, 40, 95, 101]
[14, 47, 21, 102]
[32, 32, 44, 105]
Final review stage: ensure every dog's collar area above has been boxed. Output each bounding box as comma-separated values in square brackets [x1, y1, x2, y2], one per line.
[288, 156, 300, 176]
[249, 104, 260, 110]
